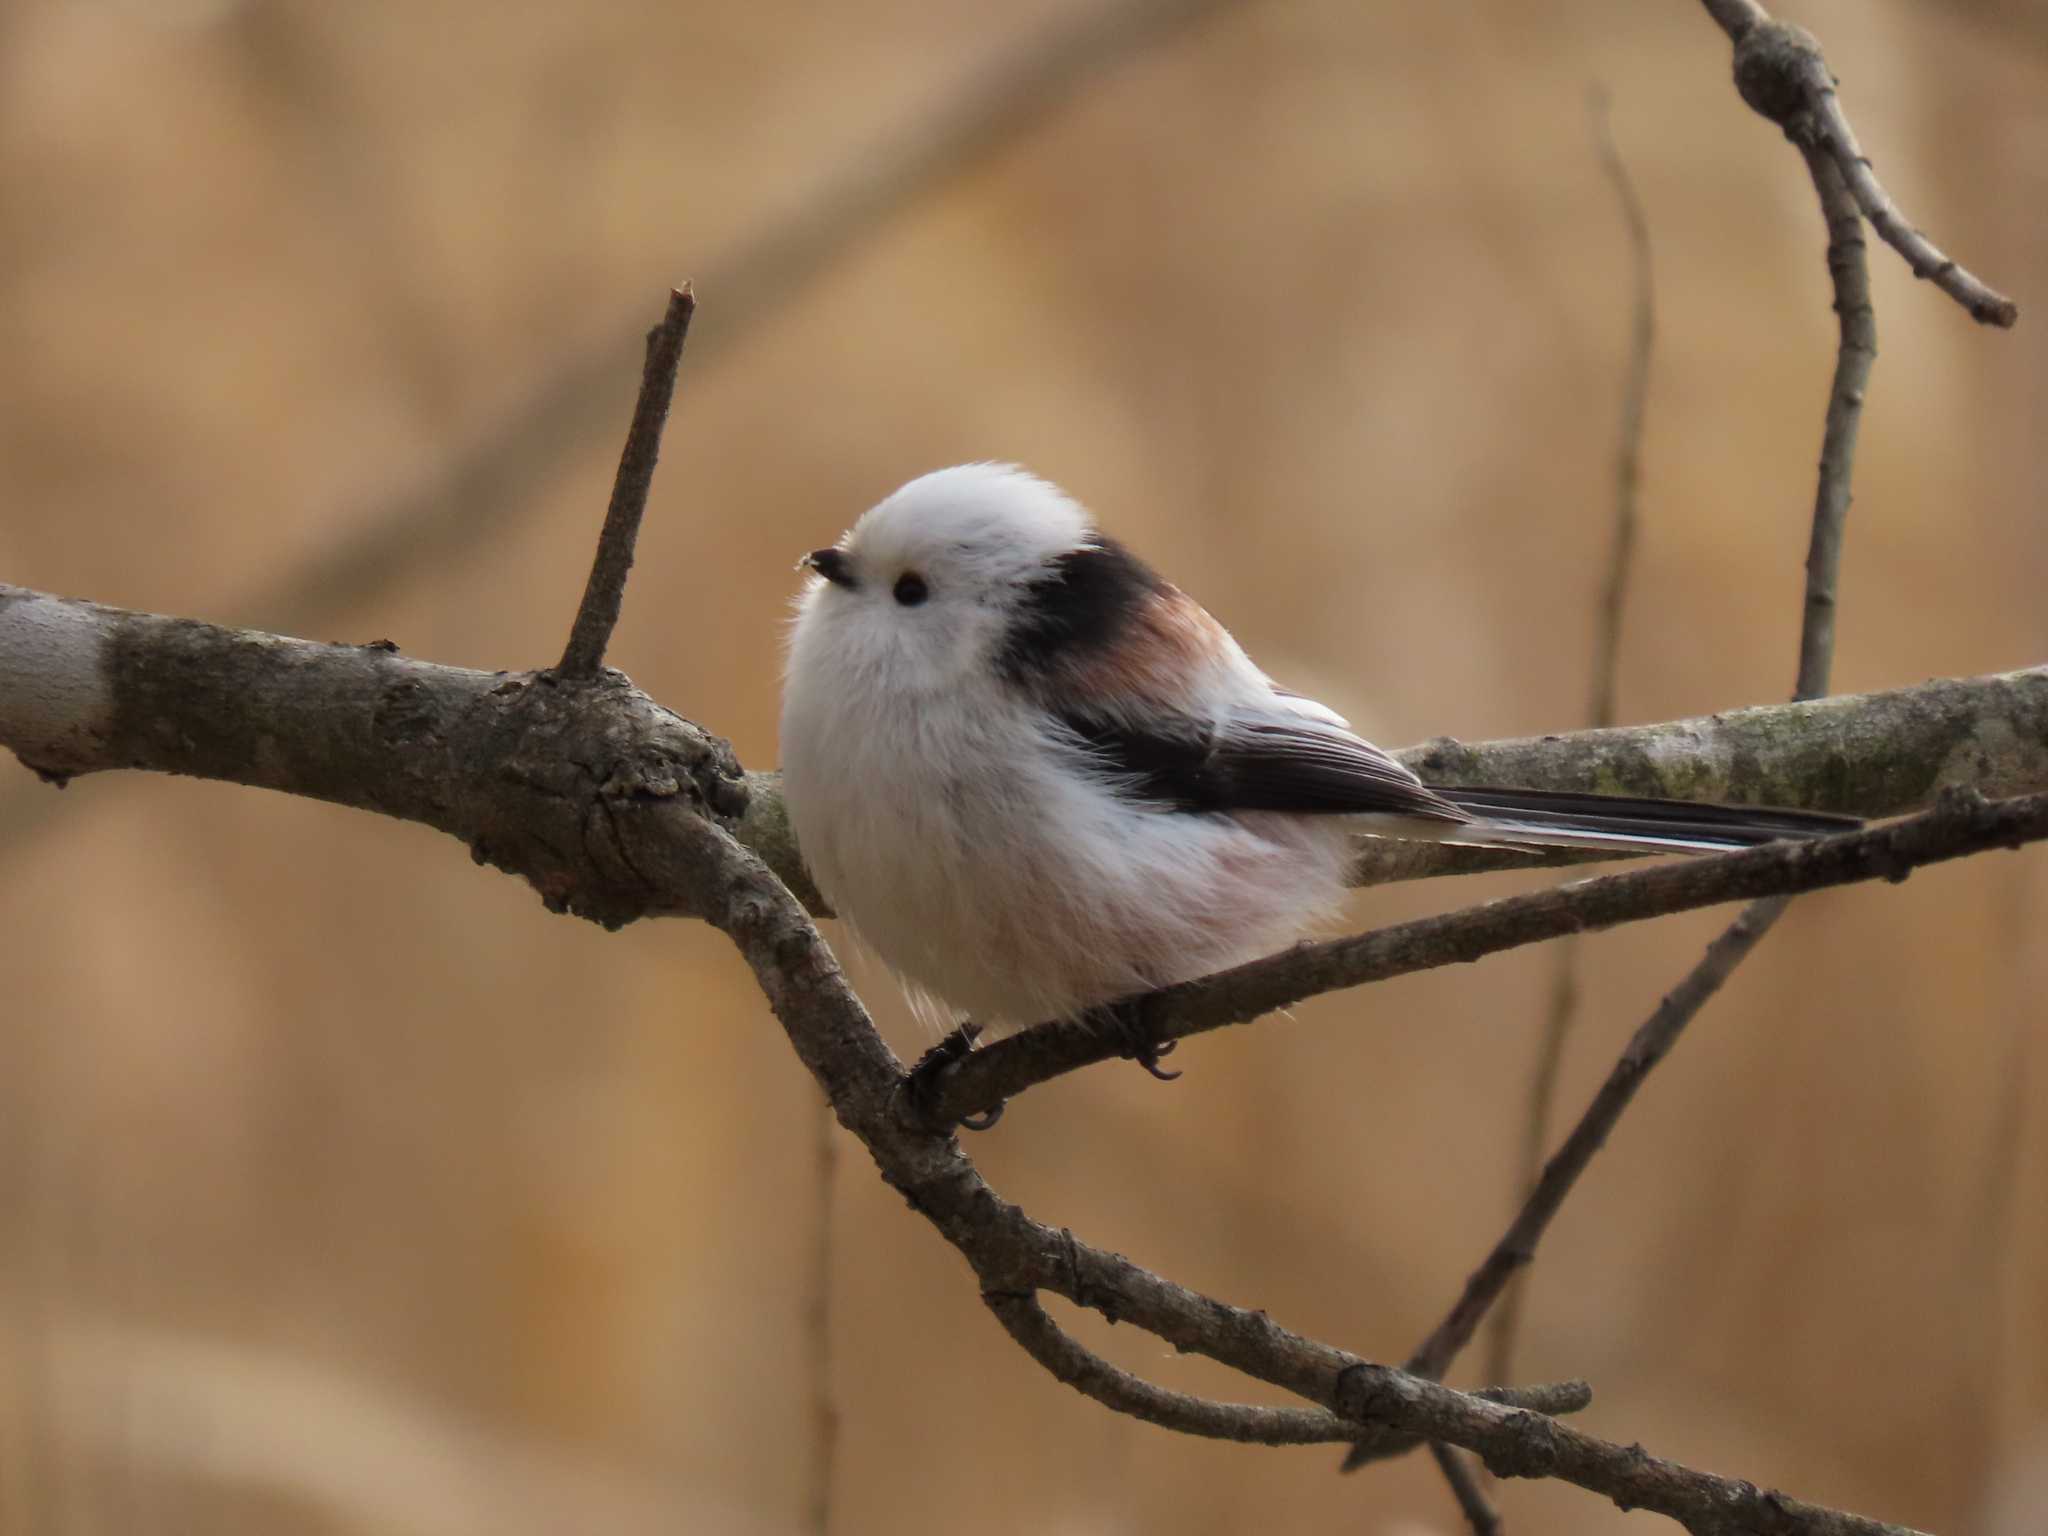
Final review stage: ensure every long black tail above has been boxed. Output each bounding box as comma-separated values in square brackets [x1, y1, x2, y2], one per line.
[1434, 785, 1861, 854]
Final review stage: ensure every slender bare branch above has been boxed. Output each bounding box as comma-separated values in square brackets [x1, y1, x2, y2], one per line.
[1433, 1443, 1505, 1536]
[921, 789, 2048, 1127]
[1485, 88, 1657, 1396]
[557, 287, 695, 678]
[685, 798, 1935, 1535]
[1802, 63, 2017, 325]
[1791, 148, 1875, 702]
[1365, 1380, 1595, 1462]
[983, 1292, 1368, 1446]
[1584, 90, 1653, 738]
[1416, 893, 1784, 1393]
[1697, 0, 1767, 42]
[1005, 1290, 1596, 1451]
[1484, 936, 1574, 1385]
[1706, 3, 2018, 326]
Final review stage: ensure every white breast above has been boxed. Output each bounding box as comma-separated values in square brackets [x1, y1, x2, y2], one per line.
[780, 627, 1356, 1032]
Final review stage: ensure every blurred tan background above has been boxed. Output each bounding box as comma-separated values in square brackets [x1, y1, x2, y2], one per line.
[2, 1, 2044, 1532]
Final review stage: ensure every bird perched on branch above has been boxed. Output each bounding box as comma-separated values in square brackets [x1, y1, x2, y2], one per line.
[780, 464, 1852, 1095]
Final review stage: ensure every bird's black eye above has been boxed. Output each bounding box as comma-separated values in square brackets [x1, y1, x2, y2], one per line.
[893, 572, 929, 607]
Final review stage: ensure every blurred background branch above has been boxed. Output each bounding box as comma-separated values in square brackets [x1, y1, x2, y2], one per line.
[1484, 89, 1655, 1406]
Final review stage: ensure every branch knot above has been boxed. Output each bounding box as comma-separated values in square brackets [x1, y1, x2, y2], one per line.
[1479, 1408, 1563, 1481]
[1732, 21, 1828, 135]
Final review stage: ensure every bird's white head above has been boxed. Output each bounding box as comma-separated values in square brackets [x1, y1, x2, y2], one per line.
[789, 463, 1096, 695]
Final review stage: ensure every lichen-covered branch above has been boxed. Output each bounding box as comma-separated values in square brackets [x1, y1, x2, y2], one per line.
[8, 585, 2041, 924]
[743, 664, 2048, 895]
[0, 585, 752, 931]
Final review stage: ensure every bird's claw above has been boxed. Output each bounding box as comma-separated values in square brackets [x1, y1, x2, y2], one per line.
[1095, 1001, 1182, 1081]
[901, 1021, 1006, 1131]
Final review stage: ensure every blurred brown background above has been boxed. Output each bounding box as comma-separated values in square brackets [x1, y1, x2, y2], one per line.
[2, 1, 2043, 1531]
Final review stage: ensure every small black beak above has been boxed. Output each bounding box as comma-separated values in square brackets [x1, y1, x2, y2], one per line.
[802, 548, 856, 589]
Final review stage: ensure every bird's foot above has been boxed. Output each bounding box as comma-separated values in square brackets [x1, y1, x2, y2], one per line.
[902, 1021, 1004, 1131]
[1090, 999, 1182, 1082]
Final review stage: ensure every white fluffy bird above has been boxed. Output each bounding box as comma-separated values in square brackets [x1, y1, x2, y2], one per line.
[780, 464, 1846, 1058]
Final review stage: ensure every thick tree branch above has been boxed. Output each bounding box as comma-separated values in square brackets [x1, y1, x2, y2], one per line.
[5, 584, 2040, 921]
[741, 662, 2048, 894]
[0, 586, 753, 930]
[1373, 665, 2048, 883]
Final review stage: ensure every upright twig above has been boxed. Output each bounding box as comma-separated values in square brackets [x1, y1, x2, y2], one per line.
[1790, 146, 1873, 704]
[1482, 87, 1656, 1399]
[557, 287, 695, 678]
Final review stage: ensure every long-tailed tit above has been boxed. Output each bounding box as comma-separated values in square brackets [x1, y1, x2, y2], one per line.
[780, 464, 1850, 1071]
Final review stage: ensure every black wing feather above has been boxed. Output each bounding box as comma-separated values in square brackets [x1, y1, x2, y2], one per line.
[1056, 712, 1857, 847]
[1059, 714, 1466, 822]
[997, 538, 1166, 683]
[1436, 786, 1858, 846]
